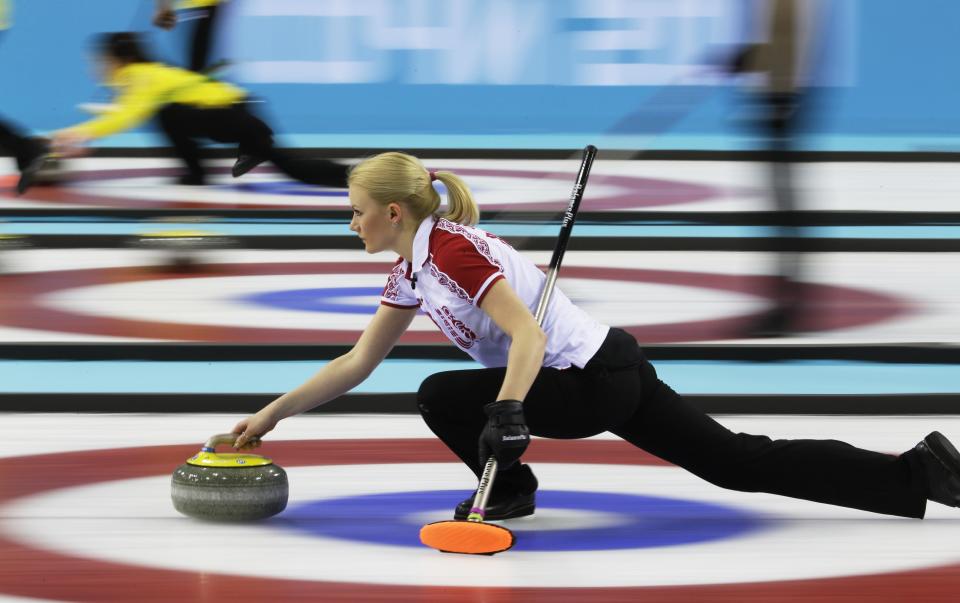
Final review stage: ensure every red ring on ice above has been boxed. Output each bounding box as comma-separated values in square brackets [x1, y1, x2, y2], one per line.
[0, 438, 956, 601]
[0, 262, 910, 342]
[6, 165, 745, 211]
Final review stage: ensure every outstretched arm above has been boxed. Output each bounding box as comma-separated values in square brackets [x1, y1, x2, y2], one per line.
[233, 303, 418, 448]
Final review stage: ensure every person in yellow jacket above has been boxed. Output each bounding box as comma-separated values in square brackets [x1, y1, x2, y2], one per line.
[50, 32, 348, 188]
[0, 0, 51, 194]
[154, 0, 227, 72]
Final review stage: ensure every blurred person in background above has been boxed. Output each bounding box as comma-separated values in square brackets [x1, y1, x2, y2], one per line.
[153, 0, 227, 73]
[48, 32, 349, 188]
[730, 0, 818, 337]
[0, 0, 50, 195]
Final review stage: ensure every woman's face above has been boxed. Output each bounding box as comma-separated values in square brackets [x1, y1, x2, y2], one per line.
[348, 185, 396, 254]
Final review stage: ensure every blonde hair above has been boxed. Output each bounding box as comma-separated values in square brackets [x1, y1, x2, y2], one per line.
[347, 152, 479, 226]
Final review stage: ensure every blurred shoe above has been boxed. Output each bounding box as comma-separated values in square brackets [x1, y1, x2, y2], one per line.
[454, 489, 535, 521]
[232, 154, 266, 178]
[915, 431, 960, 507]
[16, 139, 52, 195]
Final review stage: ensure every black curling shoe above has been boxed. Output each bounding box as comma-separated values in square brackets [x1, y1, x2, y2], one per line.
[454, 490, 536, 521]
[16, 139, 51, 195]
[915, 431, 960, 507]
[232, 154, 266, 178]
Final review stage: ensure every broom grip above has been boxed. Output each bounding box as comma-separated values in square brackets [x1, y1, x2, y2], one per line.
[466, 457, 498, 521]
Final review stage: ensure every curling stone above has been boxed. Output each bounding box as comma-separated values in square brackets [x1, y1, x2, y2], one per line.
[131, 217, 235, 271]
[171, 433, 288, 521]
[0, 232, 30, 275]
[30, 154, 68, 186]
[0, 233, 28, 250]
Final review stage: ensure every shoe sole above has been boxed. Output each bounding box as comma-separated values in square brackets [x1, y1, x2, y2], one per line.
[232, 160, 266, 178]
[924, 431, 960, 476]
[453, 503, 535, 522]
[17, 154, 50, 195]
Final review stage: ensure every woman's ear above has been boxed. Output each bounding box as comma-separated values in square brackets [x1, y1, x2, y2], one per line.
[387, 202, 403, 224]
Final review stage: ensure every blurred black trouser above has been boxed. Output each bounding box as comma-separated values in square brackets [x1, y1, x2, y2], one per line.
[188, 3, 222, 72]
[417, 327, 929, 518]
[0, 31, 37, 169]
[0, 118, 36, 169]
[763, 91, 808, 311]
[156, 102, 348, 186]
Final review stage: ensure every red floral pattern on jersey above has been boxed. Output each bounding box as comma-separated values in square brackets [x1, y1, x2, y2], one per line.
[382, 261, 406, 302]
[430, 264, 472, 302]
[436, 219, 504, 271]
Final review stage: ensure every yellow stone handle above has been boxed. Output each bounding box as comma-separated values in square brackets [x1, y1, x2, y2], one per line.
[203, 433, 260, 451]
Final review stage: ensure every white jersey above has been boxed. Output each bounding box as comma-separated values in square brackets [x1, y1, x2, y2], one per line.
[380, 215, 608, 369]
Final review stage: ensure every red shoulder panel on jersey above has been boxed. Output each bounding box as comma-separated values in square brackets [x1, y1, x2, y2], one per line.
[430, 223, 503, 301]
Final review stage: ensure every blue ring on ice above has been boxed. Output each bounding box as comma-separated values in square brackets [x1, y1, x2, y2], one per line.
[281, 489, 768, 551]
[240, 287, 382, 315]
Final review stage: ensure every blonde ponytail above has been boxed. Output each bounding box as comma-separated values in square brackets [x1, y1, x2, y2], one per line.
[433, 171, 479, 226]
[348, 153, 480, 226]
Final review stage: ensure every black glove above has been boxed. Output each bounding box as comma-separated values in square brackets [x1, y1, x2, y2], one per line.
[478, 399, 530, 470]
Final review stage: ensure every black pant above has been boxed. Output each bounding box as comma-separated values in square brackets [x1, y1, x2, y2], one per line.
[0, 32, 37, 169]
[757, 91, 811, 320]
[156, 103, 348, 186]
[0, 118, 35, 169]
[417, 328, 929, 518]
[189, 3, 222, 72]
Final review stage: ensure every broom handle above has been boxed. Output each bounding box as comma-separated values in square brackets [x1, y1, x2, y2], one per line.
[468, 145, 597, 522]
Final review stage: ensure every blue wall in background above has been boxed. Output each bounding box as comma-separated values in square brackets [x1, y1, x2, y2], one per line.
[0, 0, 957, 151]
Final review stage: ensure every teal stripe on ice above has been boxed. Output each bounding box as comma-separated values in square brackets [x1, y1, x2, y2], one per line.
[0, 222, 355, 236]
[0, 359, 957, 396]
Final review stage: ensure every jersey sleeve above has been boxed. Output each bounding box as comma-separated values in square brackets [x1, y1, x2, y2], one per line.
[72, 69, 164, 139]
[380, 258, 419, 309]
[432, 232, 505, 306]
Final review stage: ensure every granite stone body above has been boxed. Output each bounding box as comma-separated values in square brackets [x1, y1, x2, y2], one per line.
[171, 463, 288, 521]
